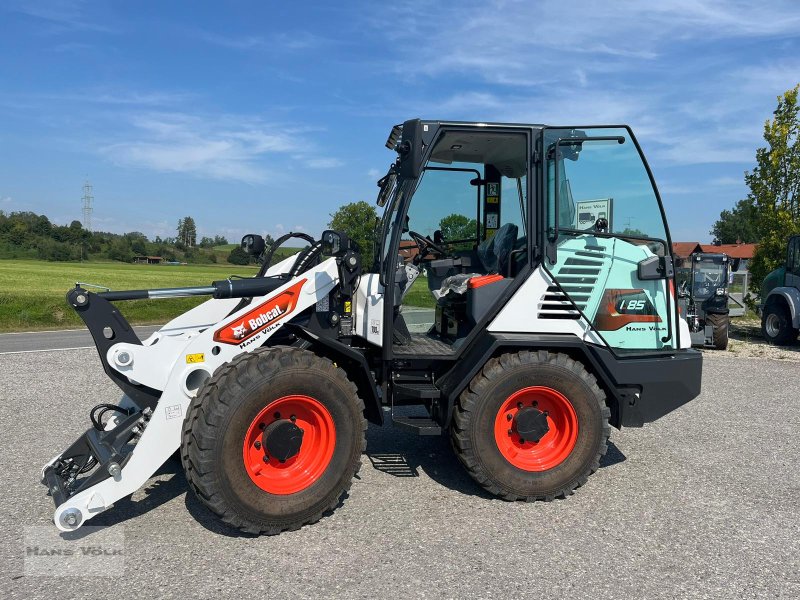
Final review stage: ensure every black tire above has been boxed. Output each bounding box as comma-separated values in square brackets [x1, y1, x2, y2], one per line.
[181, 347, 366, 535]
[706, 313, 729, 350]
[761, 301, 798, 346]
[451, 351, 610, 501]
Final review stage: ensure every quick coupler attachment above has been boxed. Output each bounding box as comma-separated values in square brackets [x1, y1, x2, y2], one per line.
[41, 405, 153, 530]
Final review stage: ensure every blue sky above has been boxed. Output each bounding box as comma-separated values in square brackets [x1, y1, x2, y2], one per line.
[1, 1, 799, 243]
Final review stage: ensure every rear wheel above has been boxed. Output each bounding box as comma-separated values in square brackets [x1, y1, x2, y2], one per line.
[181, 347, 366, 534]
[761, 301, 797, 346]
[707, 313, 729, 350]
[451, 351, 610, 501]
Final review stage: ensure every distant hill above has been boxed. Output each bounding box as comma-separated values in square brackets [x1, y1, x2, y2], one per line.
[0, 210, 304, 266]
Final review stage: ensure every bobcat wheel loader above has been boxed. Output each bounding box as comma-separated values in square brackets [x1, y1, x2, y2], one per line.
[42, 119, 702, 534]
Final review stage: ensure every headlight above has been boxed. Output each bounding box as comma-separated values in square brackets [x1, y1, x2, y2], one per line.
[715, 287, 726, 296]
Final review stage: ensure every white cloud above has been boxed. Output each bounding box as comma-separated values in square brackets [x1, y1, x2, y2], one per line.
[1, 195, 12, 204]
[367, 168, 380, 179]
[10, 0, 118, 34]
[305, 157, 343, 169]
[710, 176, 744, 186]
[369, 1, 800, 167]
[194, 29, 327, 52]
[101, 112, 301, 183]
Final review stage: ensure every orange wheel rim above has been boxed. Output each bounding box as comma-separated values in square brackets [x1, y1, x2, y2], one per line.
[242, 395, 336, 495]
[493, 386, 578, 471]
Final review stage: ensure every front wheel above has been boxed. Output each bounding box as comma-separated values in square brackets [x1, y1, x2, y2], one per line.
[706, 313, 729, 350]
[451, 351, 610, 501]
[181, 347, 366, 534]
[761, 301, 798, 346]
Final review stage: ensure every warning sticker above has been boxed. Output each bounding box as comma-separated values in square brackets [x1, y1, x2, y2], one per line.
[486, 213, 499, 229]
[165, 404, 182, 420]
[185, 353, 205, 364]
[487, 182, 499, 196]
[344, 301, 352, 314]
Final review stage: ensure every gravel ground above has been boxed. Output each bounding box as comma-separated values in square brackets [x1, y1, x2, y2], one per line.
[1, 348, 798, 599]
[704, 317, 800, 362]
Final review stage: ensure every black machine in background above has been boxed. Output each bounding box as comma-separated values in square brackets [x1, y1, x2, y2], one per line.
[677, 252, 737, 350]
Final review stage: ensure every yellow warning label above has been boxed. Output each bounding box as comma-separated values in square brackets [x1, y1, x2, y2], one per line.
[185, 353, 205, 364]
[344, 301, 352, 314]
[486, 196, 499, 204]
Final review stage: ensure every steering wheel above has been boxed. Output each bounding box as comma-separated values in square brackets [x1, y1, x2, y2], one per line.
[408, 230, 448, 260]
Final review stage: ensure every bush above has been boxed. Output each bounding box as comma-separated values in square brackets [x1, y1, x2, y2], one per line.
[227, 246, 250, 265]
[36, 238, 79, 261]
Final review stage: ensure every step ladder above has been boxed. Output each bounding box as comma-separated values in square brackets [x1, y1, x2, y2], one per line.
[390, 381, 442, 435]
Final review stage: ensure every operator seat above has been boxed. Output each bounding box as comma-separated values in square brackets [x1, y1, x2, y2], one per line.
[434, 223, 518, 299]
[477, 223, 518, 274]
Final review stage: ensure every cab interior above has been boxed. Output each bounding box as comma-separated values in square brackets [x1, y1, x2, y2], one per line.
[391, 130, 529, 355]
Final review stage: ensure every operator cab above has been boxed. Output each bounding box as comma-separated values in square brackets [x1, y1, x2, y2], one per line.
[381, 128, 530, 355]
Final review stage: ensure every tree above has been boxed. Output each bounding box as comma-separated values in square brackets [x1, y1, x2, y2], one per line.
[227, 246, 251, 265]
[176, 216, 197, 247]
[745, 85, 800, 295]
[439, 214, 480, 249]
[107, 238, 133, 262]
[328, 201, 378, 269]
[618, 227, 647, 238]
[710, 198, 759, 244]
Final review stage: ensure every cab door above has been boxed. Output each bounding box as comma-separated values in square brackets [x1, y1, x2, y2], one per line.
[542, 126, 677, 351]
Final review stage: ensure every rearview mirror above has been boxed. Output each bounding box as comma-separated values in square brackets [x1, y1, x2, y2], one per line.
[241, 234, 265, 256]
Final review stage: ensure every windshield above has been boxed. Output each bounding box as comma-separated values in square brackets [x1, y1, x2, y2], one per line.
[691, 256, 727, 299]
[545, 127, 669, 246]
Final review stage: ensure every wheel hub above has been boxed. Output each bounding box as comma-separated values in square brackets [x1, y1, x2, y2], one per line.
[243, 395, 336, 495]
[493, 386, 579, 472]
[513, 407, 550, 443]
[262, 420, 304, 462]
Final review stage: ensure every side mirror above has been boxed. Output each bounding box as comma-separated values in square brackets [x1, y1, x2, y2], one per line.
[433, 230, 443, 244]
[241, 234, 265, 256]
[731, 258, 741, 272]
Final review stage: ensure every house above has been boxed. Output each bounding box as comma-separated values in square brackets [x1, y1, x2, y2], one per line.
[133, 256, 164, 265]
[671, 242, 703, 267]
[398, 239, 419, 262]
[672, 242, 758, 271]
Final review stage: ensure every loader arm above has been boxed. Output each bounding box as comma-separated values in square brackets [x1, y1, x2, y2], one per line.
[44, 256, 342, 531]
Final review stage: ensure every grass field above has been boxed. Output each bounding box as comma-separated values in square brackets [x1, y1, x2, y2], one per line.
[0, 260, 257, 332]
[0, 257, 438, 333]
[404, 276, 436, 308]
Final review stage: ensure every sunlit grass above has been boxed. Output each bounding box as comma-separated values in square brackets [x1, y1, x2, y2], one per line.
[0, 260, 256, 331]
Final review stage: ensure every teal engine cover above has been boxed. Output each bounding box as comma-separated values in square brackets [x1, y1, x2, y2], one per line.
[551, 236, 673, 350]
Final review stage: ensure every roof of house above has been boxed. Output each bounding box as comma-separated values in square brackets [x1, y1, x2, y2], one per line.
[672, 242, 703, 257]
[699, 243, 757, 259]
[671, 242, 757, 260]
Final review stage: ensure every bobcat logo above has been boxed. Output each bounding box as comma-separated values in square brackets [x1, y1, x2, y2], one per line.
[231, 324, 247, 339]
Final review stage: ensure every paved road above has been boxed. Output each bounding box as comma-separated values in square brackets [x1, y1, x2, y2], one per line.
[1, 350, 798, 599]
[0, 325, 162, 354]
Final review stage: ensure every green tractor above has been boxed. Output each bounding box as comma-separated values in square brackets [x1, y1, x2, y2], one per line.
[760, 234, 800, 345]
[676, 252, 734, 350]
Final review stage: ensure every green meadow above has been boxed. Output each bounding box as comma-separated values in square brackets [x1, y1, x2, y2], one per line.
[0, 260, 257, 332]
